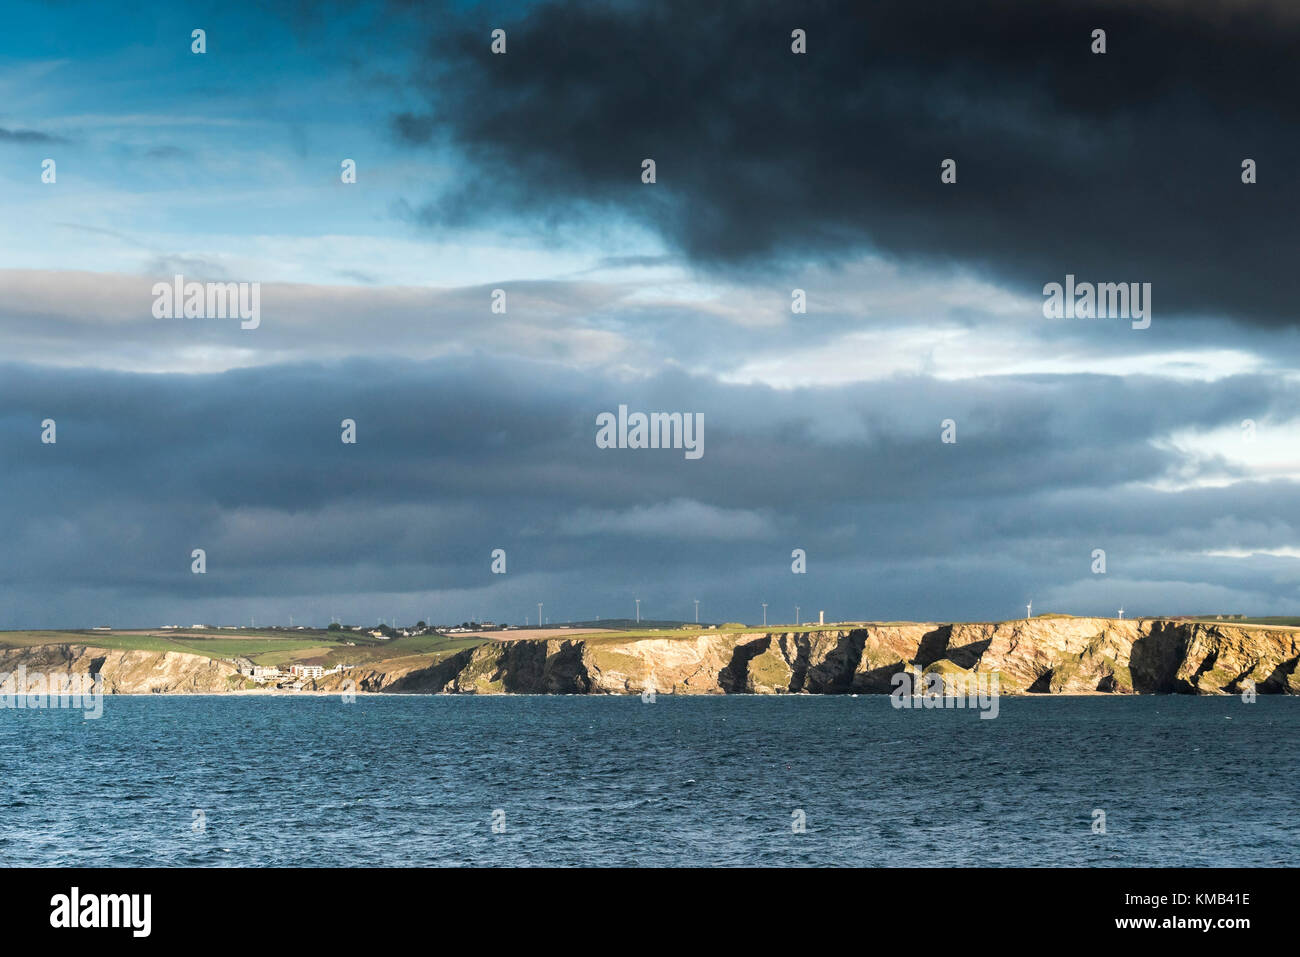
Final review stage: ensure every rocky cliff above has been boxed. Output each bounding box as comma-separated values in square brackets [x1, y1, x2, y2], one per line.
[314, 618, 1300, 696]
[0, 643, 242, 693]
[3, 619, 1297, 695]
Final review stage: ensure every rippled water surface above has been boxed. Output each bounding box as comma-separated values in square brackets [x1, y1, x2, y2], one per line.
[1, 695, 1295, 866]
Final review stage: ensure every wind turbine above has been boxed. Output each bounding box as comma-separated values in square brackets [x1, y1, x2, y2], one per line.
[1117, 607, 1125, 620]
[1025, 600, 1032, 620]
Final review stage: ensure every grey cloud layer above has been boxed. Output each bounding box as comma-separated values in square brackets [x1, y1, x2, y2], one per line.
[1, 357, 1295, 627]
[5, 266, 1295, 381]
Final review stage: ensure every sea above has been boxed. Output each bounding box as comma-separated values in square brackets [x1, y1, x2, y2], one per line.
[1, 695, 1295, 866]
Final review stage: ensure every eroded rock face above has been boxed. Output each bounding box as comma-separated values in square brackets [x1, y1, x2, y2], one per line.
[0, 644, 242, 694]
[436, 640, 593, 694]
[428, 619, 1297, 696]
[582, 635, 743, 695]
[3, 620, 1296, 695]
[1173, 624, 1300, 694]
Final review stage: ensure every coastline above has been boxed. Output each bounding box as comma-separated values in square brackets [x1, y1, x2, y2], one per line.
[3, 617, 1297, 698]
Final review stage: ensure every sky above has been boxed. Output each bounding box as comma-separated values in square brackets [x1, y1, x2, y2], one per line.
[1, 0, 1298, 628]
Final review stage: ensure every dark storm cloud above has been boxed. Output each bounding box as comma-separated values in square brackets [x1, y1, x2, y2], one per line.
[142, 145, 191, 160]
[392, 0, 1300, 325]
[0, 126, 66, 143]
[1, 356, 1296, 626]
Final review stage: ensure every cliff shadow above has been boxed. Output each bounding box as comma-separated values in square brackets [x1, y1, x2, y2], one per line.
[1026, 669, 1053, 693]
[851, 660, 909, 693]
[538, 641, 592, 693]
[1128, 621, 1192, 693]
[786, 634, 813, 691]
[718, 636, 774, 693]
[1256, 655, 1299, 694]
[943, 637, 992, 670]
[387, 647, 479, 692]
[913, 626, 954, 668]
[803, 630, 869, 693]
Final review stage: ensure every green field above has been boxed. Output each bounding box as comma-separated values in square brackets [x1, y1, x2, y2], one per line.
[574, 622, 858, 643]
[0, 628, 488, 668]
[1189, 617, 1300, 628]
[0, 622, 832, 663]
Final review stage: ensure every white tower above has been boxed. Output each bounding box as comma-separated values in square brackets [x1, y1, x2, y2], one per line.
[1025, 600, 1032, 620]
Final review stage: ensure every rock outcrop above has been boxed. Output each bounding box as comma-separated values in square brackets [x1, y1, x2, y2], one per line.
[0, 644, 242, 693]
[309, 618, 1300, 696]
[3, 619, 1297, 695]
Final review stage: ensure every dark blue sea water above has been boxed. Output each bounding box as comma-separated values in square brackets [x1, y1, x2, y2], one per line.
[1, 695, 1295, 866]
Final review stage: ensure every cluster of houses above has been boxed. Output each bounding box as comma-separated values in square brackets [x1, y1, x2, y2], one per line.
[145, 621, 513, 637]
[242, 662, 353, 688]
[160, 624, 284, 631]
[342, 620, 505, 640]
